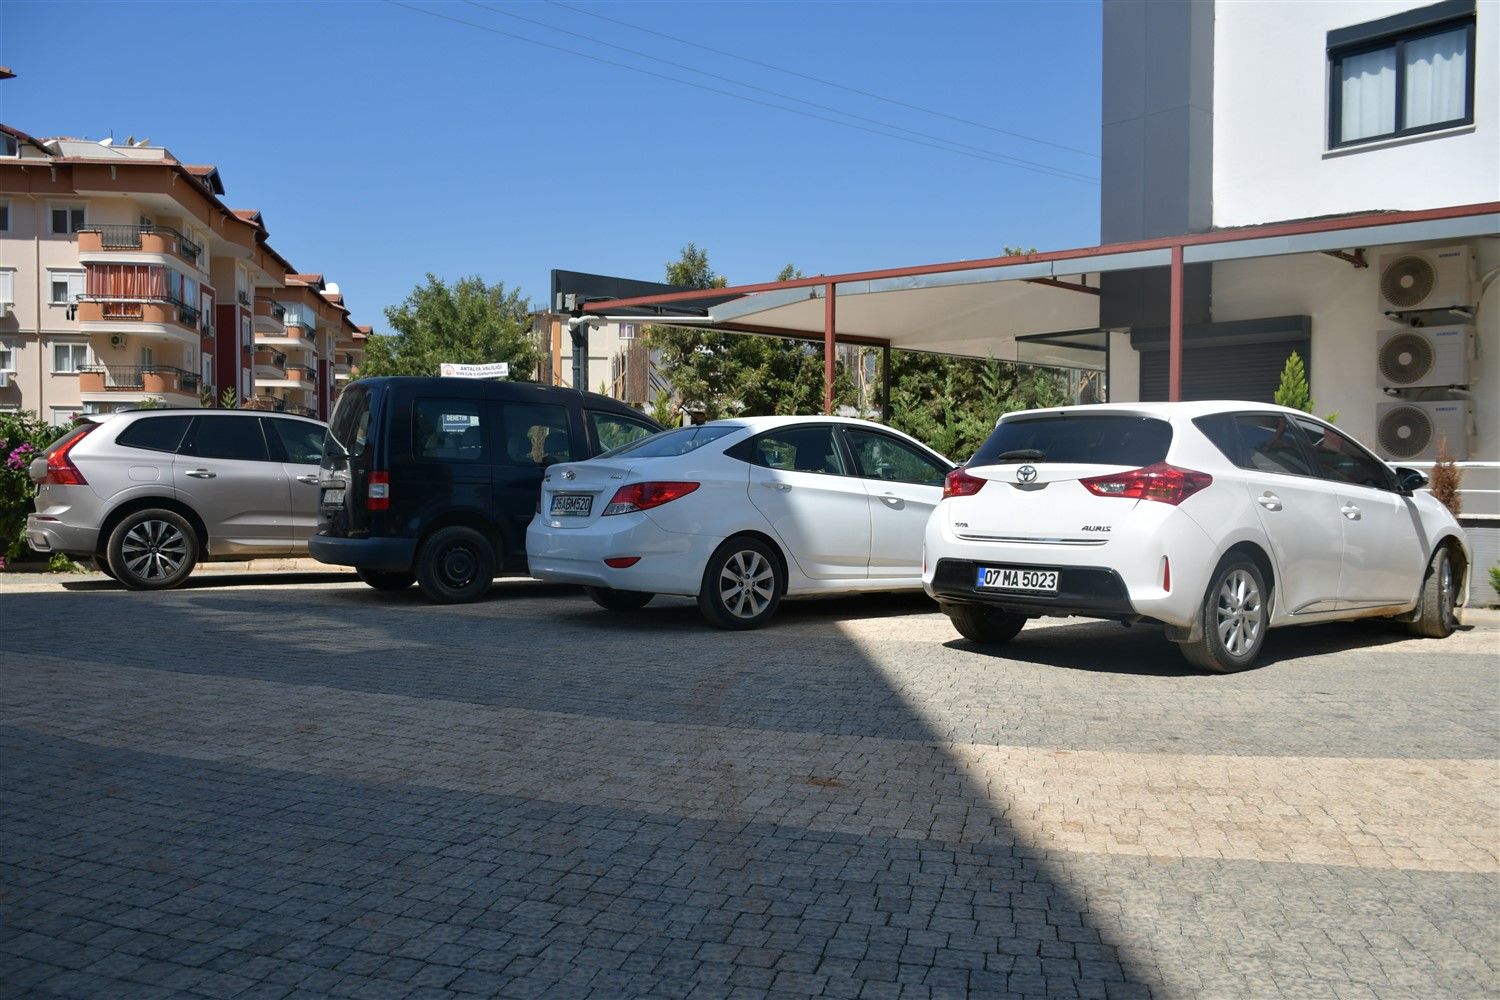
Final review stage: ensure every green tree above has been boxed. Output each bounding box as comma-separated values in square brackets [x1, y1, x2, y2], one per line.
[1274, 350, 1314, 412]
[361, 274, 538, 379]
[883, 353, 1069, 460]
[646, 246, 854, 420]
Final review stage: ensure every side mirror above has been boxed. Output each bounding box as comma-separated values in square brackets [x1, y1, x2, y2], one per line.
[1396, 467, 1428, 495]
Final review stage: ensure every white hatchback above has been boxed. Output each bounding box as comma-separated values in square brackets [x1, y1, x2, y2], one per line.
[527, 416, 954, 628]
[923, 401, 1469, 672]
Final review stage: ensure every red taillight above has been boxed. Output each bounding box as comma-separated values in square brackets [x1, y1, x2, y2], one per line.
[604, 556, 641, 568]
[367, 470, 390, 511]
[1080, 463, 1212, 505]
[603, 481, 699, 516]
[44, 423, 98, 486]
[942, 467, 985, 499]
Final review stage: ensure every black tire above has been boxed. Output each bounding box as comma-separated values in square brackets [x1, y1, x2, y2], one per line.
[1408, 546, 1461, 639]
[944, 603, 1027, 645]
[106, 508, 199, 591]
[1178, 556, 1268, 673]
[357, 568, 416, 592]
[586, 586, 654, 612]
[415, 526, 495, 604]
[697, 536, 784, 630]
[92, 557, 117, 581]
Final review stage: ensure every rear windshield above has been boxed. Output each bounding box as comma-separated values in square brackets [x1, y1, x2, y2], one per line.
[325, 385, 371, 462]
[969, 414, 1172, 467]
[601, 423, 738, 459]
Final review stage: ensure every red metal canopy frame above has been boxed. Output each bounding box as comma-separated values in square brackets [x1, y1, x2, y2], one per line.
[576, 202, 1500, 414]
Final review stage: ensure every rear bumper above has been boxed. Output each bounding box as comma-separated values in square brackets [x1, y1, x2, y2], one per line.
[928, 558, 1138, 619]
[25, 515, 99, 557]
[308, 534, 416, 572]
[525, 513, 720, 596]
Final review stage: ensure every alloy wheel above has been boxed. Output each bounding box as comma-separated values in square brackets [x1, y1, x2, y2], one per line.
[718, 549, 775, 619]
[1215, 568, 1264, 657]
[121, 519, 188, 582]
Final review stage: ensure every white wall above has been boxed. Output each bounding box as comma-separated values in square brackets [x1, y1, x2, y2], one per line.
[1213, 1, 1500, 227]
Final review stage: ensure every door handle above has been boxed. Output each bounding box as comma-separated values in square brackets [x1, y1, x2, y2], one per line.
[1341, 503, 1361, 520]
[185, 469, 216, 479]
[760, 482, 791, 492]
[1256, 492, 1282, 511]
[879, 494, 905, 509]
[296, 474, 320, 484]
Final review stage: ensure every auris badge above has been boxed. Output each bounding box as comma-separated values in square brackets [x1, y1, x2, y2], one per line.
[561, 469, 576, 480]
[1016, 465, 1038, 484]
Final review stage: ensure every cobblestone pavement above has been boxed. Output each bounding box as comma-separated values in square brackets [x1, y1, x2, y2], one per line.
[1, 575, 1496, 999]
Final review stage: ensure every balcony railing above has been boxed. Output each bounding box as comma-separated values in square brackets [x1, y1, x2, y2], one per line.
[284, 404, 315, 417]
[253, 349, 287, 370]
[167, 295, 201, 327]
[78, 364, 200, 394]
[79, 224, 202, 267]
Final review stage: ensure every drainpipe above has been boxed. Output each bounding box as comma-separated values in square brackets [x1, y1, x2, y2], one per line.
[25, 179, 44, 410]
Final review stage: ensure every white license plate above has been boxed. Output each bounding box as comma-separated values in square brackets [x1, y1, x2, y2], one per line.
[550, 494, 593, 517]
[976, 566, 1058, 593]
[322, 488, 345, 507]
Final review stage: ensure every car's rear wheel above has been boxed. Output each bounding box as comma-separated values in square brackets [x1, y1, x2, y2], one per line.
[415, 526, 495, 604]
[698, 537, 783, 630]
[357, 568, 416, 592]
[1179, 556, 1268, 673]
[586, 586, 654, 612]
[944, 603, 1026, 645]
[107, 509, 199, 591]
[1409, 546, 1460, 639]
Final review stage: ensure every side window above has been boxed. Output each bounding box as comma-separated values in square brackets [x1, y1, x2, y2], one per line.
[114, 415, 192, 454]
[413, 399, 485, 463]
[267, 418, 326, 465]
[748, 425, 846, 476]
[1292, 418, 1394, 491]
[589, 410, 657, 454]
[844, 428, 947, 486]
[180, 416, 271, 462]
[499, 403, 575, 467]
[1232, 414, 1313, 477]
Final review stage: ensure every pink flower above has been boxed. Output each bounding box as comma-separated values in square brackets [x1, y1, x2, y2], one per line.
[6, 443, 36, 470]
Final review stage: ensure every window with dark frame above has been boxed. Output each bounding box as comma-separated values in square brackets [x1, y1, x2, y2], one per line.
[1328, 0, 1476, 148]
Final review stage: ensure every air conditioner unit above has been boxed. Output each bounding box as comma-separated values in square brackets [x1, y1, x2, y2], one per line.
[1377, 245, 1473, 313]
[0, 302, 12, 318]
[0, 371, 10, 389]
[110, 334, 126, 348]
[1375, 325, 1475, 389]
[1376, 400, 1471, 462]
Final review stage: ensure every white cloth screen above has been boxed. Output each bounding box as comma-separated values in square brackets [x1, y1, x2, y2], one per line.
[1339, 47, 1397, 142]
[1404, 27, 1468, 129]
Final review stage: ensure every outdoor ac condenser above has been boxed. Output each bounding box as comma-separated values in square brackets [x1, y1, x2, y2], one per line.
[0, 370, 10, 389]
[1376, 400, 1471, 462]
[1375, 326, 1475, 389]
[1377, 245, 1473, 312]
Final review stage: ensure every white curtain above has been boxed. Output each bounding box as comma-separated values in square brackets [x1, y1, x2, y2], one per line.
[1340, 47, 1396, 142]
[1404, 27, 1468, 129]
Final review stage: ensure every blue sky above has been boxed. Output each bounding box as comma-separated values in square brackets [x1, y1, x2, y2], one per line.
[1, 1, 1102, 329]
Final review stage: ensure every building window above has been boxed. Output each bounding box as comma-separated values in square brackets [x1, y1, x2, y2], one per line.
[0, 341, 15, 372]
[0, 268, 14, 305]
[50, 203, 86, 234]
[53, 343, 90, 374]
[0, 199, 9, 232]
[0, 134, 18, 157]
[1329, 1, 1475, 148]
[48, 269, 85, 305]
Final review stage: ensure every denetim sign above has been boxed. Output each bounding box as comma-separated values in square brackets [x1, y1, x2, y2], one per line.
[440, 362, 510, 379]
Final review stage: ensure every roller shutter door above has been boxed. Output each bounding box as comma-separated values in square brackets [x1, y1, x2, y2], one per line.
[1132, 315, 1312, 403]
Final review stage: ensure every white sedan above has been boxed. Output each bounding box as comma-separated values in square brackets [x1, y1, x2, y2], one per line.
[527, 416, 954, 628]
[923, 401, 1469, 672]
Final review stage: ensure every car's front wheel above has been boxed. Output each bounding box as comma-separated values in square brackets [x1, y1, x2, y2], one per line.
[92, 556, 117, 581]
[698, 537, 784, 629]
[415, 526, 495, 604]
[357, 568, 416, 592]
[586, 586, 654, 612]
[944, 603, 1026, 645]
[1409, 546, 1461, 639]
[1178, 556, 1268, 673]
[106, 509, 199, 590]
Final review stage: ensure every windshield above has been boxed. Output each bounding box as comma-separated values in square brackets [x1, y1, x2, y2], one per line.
[599, 423, 740, 459]
[969, 414, 1172, 467]
[324, 385, 371, 464]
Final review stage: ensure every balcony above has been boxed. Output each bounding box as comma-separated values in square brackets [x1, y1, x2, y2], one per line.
[253, 348, 287, 377]
[78, 225, 203, 269]
[78, 364, 200, 400]
[76, 298, 202, 346]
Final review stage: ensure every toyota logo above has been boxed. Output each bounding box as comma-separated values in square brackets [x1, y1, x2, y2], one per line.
[1016, 465, 1038, 484]
[561, 469, 576, 480]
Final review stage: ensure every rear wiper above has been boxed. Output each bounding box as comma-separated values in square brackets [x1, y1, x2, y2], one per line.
[997, 448, 1046, 462]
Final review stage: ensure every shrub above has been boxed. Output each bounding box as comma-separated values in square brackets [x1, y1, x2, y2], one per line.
[1489, 564, 1500, 601]
[1429, 436, 1463, 518]
[0, 411, 75, 569]
[1274, 351, 1313, 412]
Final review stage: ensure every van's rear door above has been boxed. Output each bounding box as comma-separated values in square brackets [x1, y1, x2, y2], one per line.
[490, 397, 586, 558]
[320, 384, 374, 537]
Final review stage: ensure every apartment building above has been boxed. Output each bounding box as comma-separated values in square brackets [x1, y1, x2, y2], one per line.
[0, 124, 367, 423]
